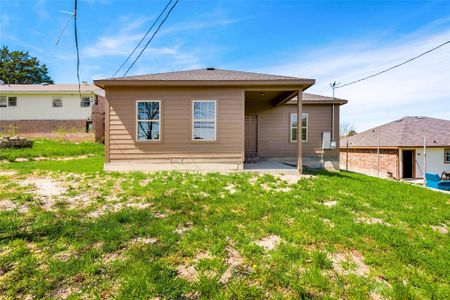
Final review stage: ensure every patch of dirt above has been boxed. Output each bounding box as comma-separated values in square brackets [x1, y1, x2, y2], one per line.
[54, 249, 76, 262]
[356, 217, 391, 227]
[248, 176, 259, 185]
[322, 200, 337, 207]
[255, 235, 282, 252]
[14, 158, 29, 162]
[50, 285, 81, 300]
[20, 177, 66, 198]
[276, 174, 301, 184]
[261, 183, 290, 193]
[174, 222, 193, 235]
[87, 202, 153, 218]
[176, 264, 199, 282]
[103, 249, 125, 264]
[139, 178, 153, 187]
[0, 170, 17, 176]
[194, 251, 213, 261]
[330, 250, 370, 277]
[431, 224, 448, 234]
[321, 218, 335, 228]
[220, 243, 246, 284]
[129, 237, 157, 245]
[0, 200, 17, 211]
[224, 184, 237, 194]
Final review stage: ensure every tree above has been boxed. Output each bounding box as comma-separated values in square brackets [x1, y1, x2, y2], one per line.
[340, 123, 357, 138]
[0, 46, 53, 84]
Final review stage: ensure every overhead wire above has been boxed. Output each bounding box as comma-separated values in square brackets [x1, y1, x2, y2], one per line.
[122, 0, 180, 77]
[111, 0, 174, 78]
[335, 40, 450, 89]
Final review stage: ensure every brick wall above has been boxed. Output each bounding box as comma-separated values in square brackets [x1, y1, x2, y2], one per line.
[340, 148, 399, 178]
[0, 120, 87, 134]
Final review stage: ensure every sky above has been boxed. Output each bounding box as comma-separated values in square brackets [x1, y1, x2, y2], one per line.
[1, 0, 449, 131]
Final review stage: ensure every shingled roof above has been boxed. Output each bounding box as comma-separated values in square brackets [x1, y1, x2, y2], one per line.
[94, 68, 315, 89]
[288, 93, 348, 105]
[341, 116, 450, 148]
[100, 68, 311, 81]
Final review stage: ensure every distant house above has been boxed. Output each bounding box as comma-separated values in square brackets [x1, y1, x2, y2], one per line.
[0, 83, 105, 139]
[94, 68, 347, 173]
[340, 116, 450, 179]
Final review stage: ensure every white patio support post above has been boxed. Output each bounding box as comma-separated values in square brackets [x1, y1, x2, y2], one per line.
[297, 90, 303, 174]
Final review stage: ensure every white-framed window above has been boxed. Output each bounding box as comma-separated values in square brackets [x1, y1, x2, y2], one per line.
[290, 113, 308, 142]
[7, 97, 17, 107]
[80, 96, 91, 107]
[136, 100, 161, 141]
[445, 149, 450, 164]
[0, 96, 7, 107]
[192, 100, 216, 141]
[52, 97, 63, 107]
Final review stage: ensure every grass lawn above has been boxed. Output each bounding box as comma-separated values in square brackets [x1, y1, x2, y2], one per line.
[0, 142, 449, 299]
[0, 139, 104, 162]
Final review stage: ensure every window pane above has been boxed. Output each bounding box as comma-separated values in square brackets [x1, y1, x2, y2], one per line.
[137, 121, 160, 140]
[302, 128, 307, 141]
[81, 97, 90, 107]
[8, 97, 17, 107]
[193, 121, 215, 140]
[291, 113, 298, 128]
[302, 113, 307, 127]
[291, 128, 297, 142]
[194, 101, 215, 119]
[138, 101, 159, 120]
[0, 96, 6, 107]
[53, 99, 62, 107]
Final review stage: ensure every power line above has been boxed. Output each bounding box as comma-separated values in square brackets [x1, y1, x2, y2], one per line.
[334, 40, 450, 89]
[111, 0, 174, 78]
[74, 0, 81, 98]
[122, 0, 180, 77]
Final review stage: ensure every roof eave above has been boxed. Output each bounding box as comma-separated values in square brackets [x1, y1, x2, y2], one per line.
[94, 79, 315, 90]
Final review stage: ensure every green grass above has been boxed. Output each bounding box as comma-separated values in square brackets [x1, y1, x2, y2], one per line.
[1, 157, 104, 174]
[0, 139, 104, 161]
[0, 148, 449, 299]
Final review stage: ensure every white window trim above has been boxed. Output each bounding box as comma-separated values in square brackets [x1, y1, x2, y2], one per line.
[136, 100, 161, 142]
[192, 99, 217, 141]
[290, 113, 308, 143]
[7, 96, 17, 107]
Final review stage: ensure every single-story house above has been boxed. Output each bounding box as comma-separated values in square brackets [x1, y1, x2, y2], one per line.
[94, 68, 347, 173]
[340, 116, 450, 179]
[0, 83, 105, 140]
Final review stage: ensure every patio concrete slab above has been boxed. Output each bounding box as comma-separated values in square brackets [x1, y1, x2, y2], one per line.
[244, 161, 298, 174]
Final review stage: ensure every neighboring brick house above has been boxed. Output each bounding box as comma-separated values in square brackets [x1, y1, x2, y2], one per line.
[340, 116, 450, 179]
[0, 83, 104, 135]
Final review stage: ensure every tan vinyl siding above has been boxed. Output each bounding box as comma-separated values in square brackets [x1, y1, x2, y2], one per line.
[106, 87, 244, 163]
[246, 102, 340, 159]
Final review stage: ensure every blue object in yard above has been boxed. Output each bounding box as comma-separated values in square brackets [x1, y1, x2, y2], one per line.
[425, 173, 450, 191]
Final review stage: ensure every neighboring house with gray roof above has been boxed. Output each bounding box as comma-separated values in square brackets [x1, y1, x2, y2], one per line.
[94, 68, 347, 173]
[0, 83, 104, 138]
[340, 116, 450, 179]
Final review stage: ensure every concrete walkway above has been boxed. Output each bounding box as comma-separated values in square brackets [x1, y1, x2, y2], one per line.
[244, 161, 298, 174]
